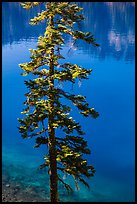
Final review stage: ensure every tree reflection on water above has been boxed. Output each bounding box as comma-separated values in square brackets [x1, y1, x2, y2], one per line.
[2, 2, 135, 62]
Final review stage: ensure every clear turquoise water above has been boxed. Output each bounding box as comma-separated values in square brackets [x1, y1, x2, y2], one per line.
[2, 2, 135, 202]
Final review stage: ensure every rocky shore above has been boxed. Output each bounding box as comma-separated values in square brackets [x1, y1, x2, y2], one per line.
[2, 163, 71, 202]
[2, 176, 49, 202]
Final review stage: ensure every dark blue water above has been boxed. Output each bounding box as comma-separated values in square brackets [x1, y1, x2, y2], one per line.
[2, 2, 135, 202]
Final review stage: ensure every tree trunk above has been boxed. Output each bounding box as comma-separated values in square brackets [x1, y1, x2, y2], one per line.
[48, 16, 58, 202]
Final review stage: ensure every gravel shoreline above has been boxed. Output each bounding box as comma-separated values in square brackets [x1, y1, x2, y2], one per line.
[2, 163, 51, 202]
[2, 179, 49, 202]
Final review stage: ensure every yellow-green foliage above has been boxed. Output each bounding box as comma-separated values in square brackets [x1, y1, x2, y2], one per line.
[18, 2, 99, 195]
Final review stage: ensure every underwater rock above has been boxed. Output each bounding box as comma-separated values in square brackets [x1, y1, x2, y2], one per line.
[18, 199, 23, 202]
[18, 175, 25, 180]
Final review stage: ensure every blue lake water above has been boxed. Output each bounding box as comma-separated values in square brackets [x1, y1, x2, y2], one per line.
[2, 2, 135, 202]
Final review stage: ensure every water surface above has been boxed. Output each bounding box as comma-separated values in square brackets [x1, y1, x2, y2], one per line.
[2, 2, 135, 202]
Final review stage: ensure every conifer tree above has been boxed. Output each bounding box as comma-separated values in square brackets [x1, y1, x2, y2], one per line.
[18, 2, 99, 202]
